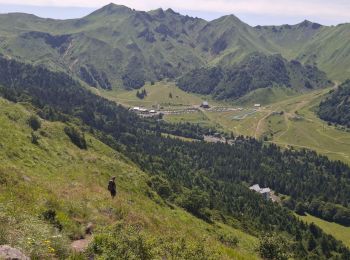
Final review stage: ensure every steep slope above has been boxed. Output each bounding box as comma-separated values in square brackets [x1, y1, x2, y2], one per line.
[254, 20, 324, 58]
[0, 97, 260, 259]
[0, 4, 208, 89]
[318, 80, 350, 127]
[296, 24, 350, 81]
[195, 15, 278, 64]
[177, 53, 331, 100]
[256, 22, 350, 81]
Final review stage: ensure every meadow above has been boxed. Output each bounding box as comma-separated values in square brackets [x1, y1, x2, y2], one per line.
[299, 214, 350, 248]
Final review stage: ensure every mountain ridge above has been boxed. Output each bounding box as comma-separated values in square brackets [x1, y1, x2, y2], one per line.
[0, 3, 349, 90]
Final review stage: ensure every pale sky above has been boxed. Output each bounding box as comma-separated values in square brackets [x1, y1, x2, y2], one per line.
[0, 0, 349, 25]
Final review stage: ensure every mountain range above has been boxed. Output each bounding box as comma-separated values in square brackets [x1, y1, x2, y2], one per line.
[0, 3, 349, 91]
[1, 4, 350, 259]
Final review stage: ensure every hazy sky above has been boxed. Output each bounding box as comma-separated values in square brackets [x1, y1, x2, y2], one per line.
[0, 0, 349, 25]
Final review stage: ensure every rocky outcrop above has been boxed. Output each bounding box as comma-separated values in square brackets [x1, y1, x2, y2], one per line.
[0, 245, 29, 260]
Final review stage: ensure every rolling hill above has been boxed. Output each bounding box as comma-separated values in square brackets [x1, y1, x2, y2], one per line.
[0, 3, 349, 91]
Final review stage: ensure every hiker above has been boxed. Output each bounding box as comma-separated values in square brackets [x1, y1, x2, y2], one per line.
[108, 176, 117, 198]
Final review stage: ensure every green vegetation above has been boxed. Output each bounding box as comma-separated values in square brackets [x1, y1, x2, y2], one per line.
[1, 55, 349, 258]
[177, 53, 331, 100]
[100, 81, 209, 109]
[236, 87, 298, 106]
[1, 6, 350, 258]
[64, 126, 87, 150]
[0, 3, 349, 92]
[318, 80, 350, 127]
[136, 89, 148, 99]
[0, 98, 258, 259]
[27, 115, 41, 131]
[299, 214, 350, 248]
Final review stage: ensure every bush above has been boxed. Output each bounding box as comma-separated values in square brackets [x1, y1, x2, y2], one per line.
[217, 232, 239, 248]
[41, 209, 63, 231]
[176, 188, 212, 222]
[147, 175, 172, 199]
[88, 222, 220, 260]
[88, 222, 155, 260]
[28, 115, 41, 131]
[31, 132, 40, 145]
[259, 234, 290, 260]
[64, 126, 87, 149]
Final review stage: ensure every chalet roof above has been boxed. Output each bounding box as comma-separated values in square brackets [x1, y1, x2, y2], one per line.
[249, 184, 261, 192]
[260, 188, 271, 194]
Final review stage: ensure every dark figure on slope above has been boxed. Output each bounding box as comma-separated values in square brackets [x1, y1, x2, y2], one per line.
[108, 176, 117, 198]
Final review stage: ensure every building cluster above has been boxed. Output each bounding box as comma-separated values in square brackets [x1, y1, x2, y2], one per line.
[131, 107, 158, 117]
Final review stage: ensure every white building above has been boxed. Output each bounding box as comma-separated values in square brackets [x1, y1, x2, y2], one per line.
[249, 184, 272, 200]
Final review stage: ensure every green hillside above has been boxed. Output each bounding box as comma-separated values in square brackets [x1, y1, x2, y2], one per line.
[256, 22, 350, 81]
[1, 55, 349, 259]
[318, 80, 350, 127]
[177, 52, 331, 100]
[0, 3, 349, 92]
[299, 214, 350, 248]
[1, 7, 350, 258]
[0, 97, 260, 259]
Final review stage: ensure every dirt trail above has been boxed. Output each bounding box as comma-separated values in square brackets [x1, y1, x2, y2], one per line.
[254, 111, 272, 139]
[71, 235, 92, 253]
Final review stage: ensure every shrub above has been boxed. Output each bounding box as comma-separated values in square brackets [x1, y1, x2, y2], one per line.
[176, 188, 212, 222]
[217, 232, 239, 248]
[88, 222, 155, 259]
[88, 222, 220, 259]
[259, 234, 290, 260]
[28, 115, 41, 131]
[31, 132, 40, 145]
[41, 209, 63, 231]
[64, 126, 87, 149]
[147, 175, 172, 199]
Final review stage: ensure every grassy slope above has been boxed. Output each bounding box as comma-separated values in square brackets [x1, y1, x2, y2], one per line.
[235, 87, 298, 106]
[296, 24, 350, 81]
[299, 214, 350, 248]
[96, 81, 223, 109]
[0, 97, 259, 259]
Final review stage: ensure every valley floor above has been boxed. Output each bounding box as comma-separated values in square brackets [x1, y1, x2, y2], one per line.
[101, 82, 350, 165]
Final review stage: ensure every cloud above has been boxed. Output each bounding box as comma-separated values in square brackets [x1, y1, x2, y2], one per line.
[0, 0, 349, 19]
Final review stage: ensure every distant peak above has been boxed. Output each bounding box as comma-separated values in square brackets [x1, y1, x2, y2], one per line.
[148, 8, 180, 18]
[165, 8, 178, 15]
[211, 14, 247, 27]
[88, 3, 132, 16]
[298, 20, 322, 29]
[149, 8, 165, 17]
[213, 14, 242, 24]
